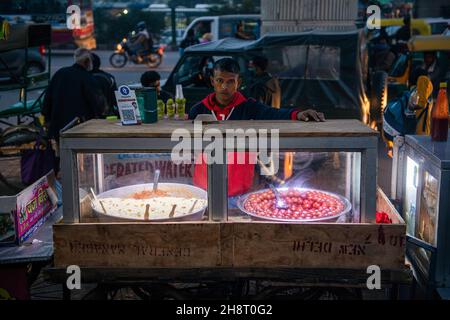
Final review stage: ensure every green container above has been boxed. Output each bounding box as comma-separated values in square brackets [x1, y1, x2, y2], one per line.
[136, 88, 158, 124]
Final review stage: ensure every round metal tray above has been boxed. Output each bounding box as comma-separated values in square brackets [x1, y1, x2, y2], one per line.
[91, 183, 208, 222]
[237, 187, 352, 223]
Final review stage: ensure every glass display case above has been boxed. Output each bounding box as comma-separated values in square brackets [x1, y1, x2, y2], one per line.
[54, 119, 407, 272]
[392, 134, 450, 291]
[60, 120, 377, 224]
[75, 151, 363, 224]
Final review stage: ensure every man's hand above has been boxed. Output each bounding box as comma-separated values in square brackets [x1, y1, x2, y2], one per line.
[297, 109, 326, 122]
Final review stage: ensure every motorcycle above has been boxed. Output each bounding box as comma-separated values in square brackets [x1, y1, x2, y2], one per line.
[109, 35, 165, 69]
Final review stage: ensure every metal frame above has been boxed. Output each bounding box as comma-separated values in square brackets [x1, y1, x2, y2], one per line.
[60, 134, 378, 224]
[393, 136, 450, 290]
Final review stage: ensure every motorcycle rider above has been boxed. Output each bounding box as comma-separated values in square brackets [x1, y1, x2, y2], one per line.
[130, 21, 153, 63]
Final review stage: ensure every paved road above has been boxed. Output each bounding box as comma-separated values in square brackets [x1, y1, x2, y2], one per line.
[0, 50, 180, 113]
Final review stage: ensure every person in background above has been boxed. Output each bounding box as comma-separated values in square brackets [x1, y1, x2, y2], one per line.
[90, 52, 118, 116]
[130, 21, 153, 62]
[383, 74, 434, 154]
[42, 48, 106, 142]
[200, 32, 213, 44]
[140, 71, 173, 102]
[372, 33, 396, 73]
[395, 15, 412, 42]
[235, 21, 254, 40]
[421, 51, 442, 94]
[248, 55, 281, 108]
[179, 29, 199, 56]
[42, 48, 106, 175]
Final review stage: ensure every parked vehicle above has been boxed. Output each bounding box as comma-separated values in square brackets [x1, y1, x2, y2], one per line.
[0, 23, 51, 127]
[160, 28, 185, 46]
[0, 46, 46, 81]
[424, 18, 450, 35]
[162, 30, 384, 127]
[388, 35, 450, 98]
[181, 15, 261, 44]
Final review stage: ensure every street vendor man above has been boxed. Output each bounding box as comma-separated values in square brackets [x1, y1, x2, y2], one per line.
[188, 58, 325, 197]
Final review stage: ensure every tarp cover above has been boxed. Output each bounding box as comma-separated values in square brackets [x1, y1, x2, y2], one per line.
[185, 30, 369, 119]
[0, 23, 51, 52]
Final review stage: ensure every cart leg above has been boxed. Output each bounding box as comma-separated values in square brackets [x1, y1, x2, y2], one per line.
[62, 284, 71, 300]
[410, 279, 417, 299]
[389, 284, 399, 300]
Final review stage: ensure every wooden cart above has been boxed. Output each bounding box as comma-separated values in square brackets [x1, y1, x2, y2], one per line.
[45, 119, 412, 299]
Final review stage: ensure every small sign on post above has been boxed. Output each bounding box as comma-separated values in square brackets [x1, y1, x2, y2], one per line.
[115, 85, 142, 125]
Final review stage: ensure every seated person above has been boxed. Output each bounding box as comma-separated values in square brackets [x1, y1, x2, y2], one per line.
[189, 58, 325, 197]
[235, 22, 255, 40]
[413, 51, 441, 95]
[192, 56, 214, 87]
[140, 71, 173, 103]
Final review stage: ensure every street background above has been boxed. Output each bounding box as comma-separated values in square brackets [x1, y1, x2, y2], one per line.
[0, 50, 179, 113]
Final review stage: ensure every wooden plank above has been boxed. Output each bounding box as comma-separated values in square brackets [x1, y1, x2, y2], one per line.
[54, 190, 405, 270]
[54, 220, 405, 270]
[61, 119, 377, 139]
[53, 223, 222, 268]
[231, 222, 405, 269]
[376, 187, 405, 224]
[44, 266, 412, 285]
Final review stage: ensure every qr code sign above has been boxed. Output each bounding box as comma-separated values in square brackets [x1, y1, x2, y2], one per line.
[120, 107, 137, 124]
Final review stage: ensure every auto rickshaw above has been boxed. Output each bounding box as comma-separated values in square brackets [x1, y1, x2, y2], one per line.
[388, 35, 450, 99]
[163, 30, 385, 126]
[0, 23, 52, 127]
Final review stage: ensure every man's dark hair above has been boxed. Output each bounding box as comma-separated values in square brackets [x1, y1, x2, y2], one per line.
[252, 56, 269, 71]
[410, 67, 428, 86]
[403, 14, 411, 26]
[424, 51, 437, 57]
[140, 71, 161, 87]
[213, 58, 240, 75]
[91, 52, 101, 71]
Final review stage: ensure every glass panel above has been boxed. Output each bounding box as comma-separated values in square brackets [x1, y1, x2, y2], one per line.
[192, 20, 212, 41]
[306, 46, 340, 80]
[78, 153, 206, 223]
[230, 151, 360, 223]
[417, 171, 438, 246]
[176, 55, 234, 88]
[264, 46, 308, 78]
[263, 45, 340, 80]
[219, 19, 259, 40]
[403, 156, 419, 236]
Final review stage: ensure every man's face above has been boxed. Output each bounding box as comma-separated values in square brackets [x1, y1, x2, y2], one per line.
[149, 80, 161, 93]
[211, 70, 241, 105]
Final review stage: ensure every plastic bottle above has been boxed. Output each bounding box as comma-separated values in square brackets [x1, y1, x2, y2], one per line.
[166, 98, 175, 119]
[431, 82, 449, 142]
[157, 99, 165, 120]
[175, 84, 186, 120]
